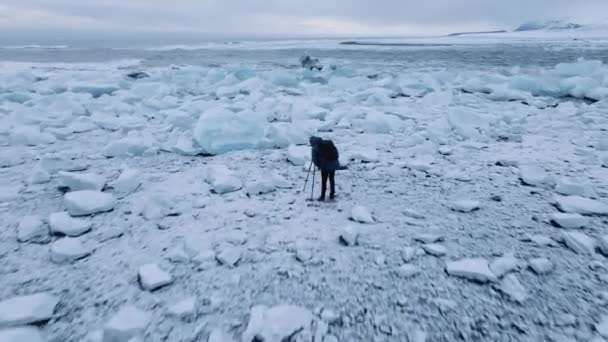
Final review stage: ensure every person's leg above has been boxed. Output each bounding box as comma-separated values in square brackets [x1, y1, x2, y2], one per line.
[319, 171, 328, 200]
[329, 171, 336, 199]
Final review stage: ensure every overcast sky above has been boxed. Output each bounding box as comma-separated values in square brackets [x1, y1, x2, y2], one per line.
[1, 0, 607, 37]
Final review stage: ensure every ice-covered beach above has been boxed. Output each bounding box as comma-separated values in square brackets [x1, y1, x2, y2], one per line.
[1, 34, 608, 342]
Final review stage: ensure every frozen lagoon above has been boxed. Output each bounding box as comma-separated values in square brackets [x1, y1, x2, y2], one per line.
[1, 37, 608, 341]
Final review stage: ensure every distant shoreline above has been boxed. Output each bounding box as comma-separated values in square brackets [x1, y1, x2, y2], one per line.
[340, 41, 452, 47]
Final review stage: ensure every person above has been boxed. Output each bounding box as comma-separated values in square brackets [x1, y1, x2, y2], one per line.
[309, 136, 340, 201]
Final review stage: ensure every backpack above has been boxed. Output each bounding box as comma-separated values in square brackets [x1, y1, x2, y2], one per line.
[319, 140, 338, 161]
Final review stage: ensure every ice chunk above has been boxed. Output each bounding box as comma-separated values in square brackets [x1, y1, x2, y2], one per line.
[17, 215, 50, 244]
[208, 329, 235, 342]
[350, 206, 374, 224]
[414, 234, 442, 243]
[519, 164, 554, 189]
[64, 191, 115, 216]
[205, 165, 242, 194]
[110, 169, 142, 199]
[555, 177, 595, 197]
[446, 258, 497, 283]
[451, 200, 481, 213]
[138, 263, 173, 291]
[599, 235, 608, 256]
[497, 274, 528, 303]
[286, 145, 310, 166]
[216, 247, 243, 268]
[166, 297, 197, 321]
[58, 171, 106, 191]
[422, 244, 447, 257]
[50, 238, 92, 263]
[172, 133, 207, 156]
[0, 292, 59, 327]
[11, 126, 55, 146]
[339, 227, 360, 246]
[528, 258, 553, 275]
[241, 305, 314, 342]
[395, 264, 421, 278]
[262, 123, 310, 149]
[193, 107, 266, 155]
[49, 212, 92, 237]
[554, 195, 608, 216]
[562, 231, 596, 255]
[103, 133, 158, 158]
[597, 315, 608, 339]
[246, 181, 276, 196]
[28, 167, 51, 185]
[347, 148, 379, 163]
[489, 253, 521, 278]
[0, 327, 45, 342]
[103, 305, 151, 342]
[549, 212, 589, 229]
[601, 153, 608, 168]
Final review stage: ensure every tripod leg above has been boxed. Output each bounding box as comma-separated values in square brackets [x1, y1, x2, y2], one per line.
[311, 167, 316, 201]
[303, 161, 313, 192]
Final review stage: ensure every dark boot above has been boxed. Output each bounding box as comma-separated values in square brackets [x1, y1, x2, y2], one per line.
[317, 195, 325, 201]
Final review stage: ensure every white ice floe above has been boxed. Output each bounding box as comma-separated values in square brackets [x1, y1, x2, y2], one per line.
[208, 329, 235, 342]
[205, 165, 243, 195]
[549, 212, 589, 229]
[103, 133, 158, 158]
[339, 227, 360, 246]
[49, 212, 92, 237]
[555, 177, 595, 197]
[28, 167, 51, 185]
[138, 263, 173, 291]
[599, 235, 608, 256]
[446, 258, 497, 283]
[50, 238, 92, 263]
[215, 247, 243, 268]
[64, 191, 116, 216]
[17, 215, 50, 244]
[350, 206, 374, 224]
[395, 264, 421, 278]
[518, 164, 554, 189]
[554, 195, 608, 216]
[58, 171, 106, 191]
[103, 305, 151, 342]
[286, 145, 310, 166]
[422, 244, 448, 257]
[0, 292, 59, 327]
[241, 305, 314, 342]
[562, 231, 596, 255]
[246, 181, 276, 196]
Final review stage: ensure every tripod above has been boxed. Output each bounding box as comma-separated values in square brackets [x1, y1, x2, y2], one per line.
[303, 161, 316, 201]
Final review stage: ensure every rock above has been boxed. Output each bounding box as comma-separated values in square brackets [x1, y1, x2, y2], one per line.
[446, 258, 497, 283]
[350, 206, 374, 223]
[167, 297, 197, 321]
[519, 164, 554, 188]
[64, 191, 116, 216]
[58, 171, 105, 191]
[28, 167, 51, 185]
[401, 247, 418, 263]
[138, 263, 173, 291]
[497, 274, 528, 303]
[49, 212, 92, 237]
[562, 231, 596, 255]
[17, 216, 50, 244]
[103, 305, 151, 342]
[403, 209, 425, 219]
[246, 181, 276, 196]
[555, 177, 595, 197]
[599, 235, 608, 256]
[489, 253, 521, 278]
[241, 305, 313, 342]
[216, 248, 242, 268]
[550, 212, 589, 229]
[597, 315, 608, 338]
[50, 238, 91, 263]
[339, 227, 359, 246]
[0, 293, 59, 327]
[414, 234, 443, 244]
[0, 327, 45, 342]
[554, 195, 608, 216]
[528, 258, 553, 275]
[451, 200, 481, 213]
[422, 244, 447, 257]
[395, 264, 421, 278]
[110, 169, 142, 199]
[208, 329, 235, 342]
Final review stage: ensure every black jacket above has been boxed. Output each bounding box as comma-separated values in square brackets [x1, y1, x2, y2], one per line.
[310, 136, 340, 172]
